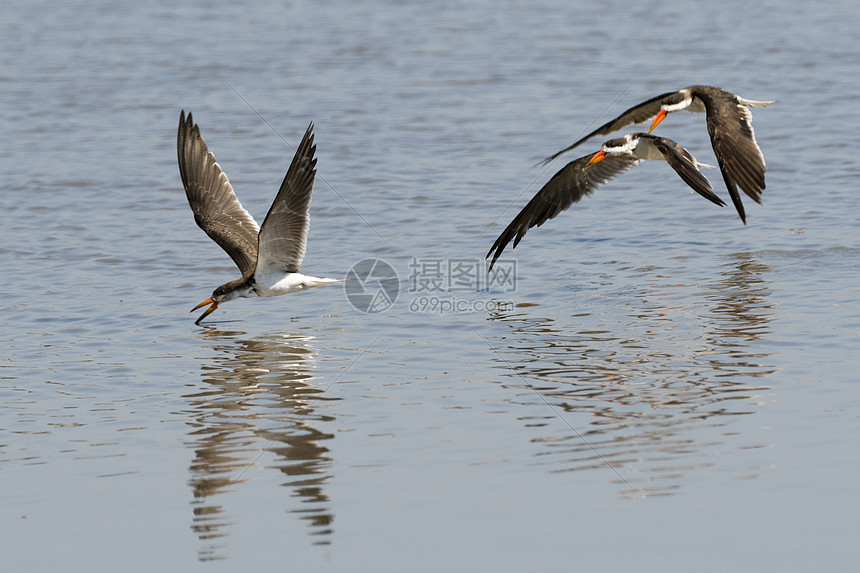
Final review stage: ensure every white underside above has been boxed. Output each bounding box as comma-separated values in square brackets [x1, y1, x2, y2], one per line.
[254, 270, 343, 297]
[630, 137, 665, 161]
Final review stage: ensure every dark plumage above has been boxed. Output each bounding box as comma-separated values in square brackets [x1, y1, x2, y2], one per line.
[539, 85, 773, 223]
[487, 133, 722, 271]
[178, 111, 262, 278]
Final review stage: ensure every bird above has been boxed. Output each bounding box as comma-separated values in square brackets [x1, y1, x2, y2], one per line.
[538, 85, 774, 224]
[486, 133, 723, 271]
[177, 110, 341, 325]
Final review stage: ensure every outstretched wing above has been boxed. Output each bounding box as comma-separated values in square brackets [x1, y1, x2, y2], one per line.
[487, 153, 635, 270]
[177, 110, 260, 277]
[706, 95, 767, 208]
[644, 134, 724, 207]
[256, 123, 317, 274]
[538, 91, 674, 166]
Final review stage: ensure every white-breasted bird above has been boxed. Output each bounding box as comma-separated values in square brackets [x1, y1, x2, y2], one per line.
[487, 133, 723, 270]
[539, 85, 773, 223]
[178, 111, 341, 324]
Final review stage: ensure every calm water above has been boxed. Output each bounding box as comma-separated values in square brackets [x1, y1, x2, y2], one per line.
[3, 0, 860, 570]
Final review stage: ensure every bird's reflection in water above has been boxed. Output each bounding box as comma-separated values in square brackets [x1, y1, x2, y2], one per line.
[183, 328, 338, 560]
[487, 252, 775, 497]
[703, 252, 775, 369]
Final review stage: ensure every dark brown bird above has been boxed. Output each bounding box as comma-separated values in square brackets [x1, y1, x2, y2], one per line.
[178, 111, 340, 325]
[487, 133, 724, 271]
[539, 85, 773, 223]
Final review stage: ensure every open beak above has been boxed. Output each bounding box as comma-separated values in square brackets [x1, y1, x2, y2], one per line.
[191, 298, 219, 325]
[648, 109, 668, 133]
[586, 149, 606, 166]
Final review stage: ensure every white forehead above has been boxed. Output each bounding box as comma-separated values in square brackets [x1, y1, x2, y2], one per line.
[602, 134, 639, 154]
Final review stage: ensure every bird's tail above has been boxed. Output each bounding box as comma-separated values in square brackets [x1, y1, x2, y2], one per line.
[307, 277, 347, 288]
[738, 97, 775, 107]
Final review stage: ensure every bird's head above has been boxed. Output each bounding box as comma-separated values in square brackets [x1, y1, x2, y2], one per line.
[649, 90, 694, 133]
[588, 134, 638, 165]
[190, 281, 253, 325]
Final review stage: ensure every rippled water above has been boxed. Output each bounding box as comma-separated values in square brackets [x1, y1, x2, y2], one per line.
[3, 0, 860, 570]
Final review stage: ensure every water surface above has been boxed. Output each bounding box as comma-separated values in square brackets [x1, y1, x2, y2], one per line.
[2, 0, 860, 570]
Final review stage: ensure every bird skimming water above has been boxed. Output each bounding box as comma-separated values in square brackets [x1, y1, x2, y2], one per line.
[177, 111, 341, 324]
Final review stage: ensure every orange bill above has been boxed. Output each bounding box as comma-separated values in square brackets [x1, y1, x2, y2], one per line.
[191, 298, 219, 324]
[648, 109, 668, 133]
[587, 150, 606, 166]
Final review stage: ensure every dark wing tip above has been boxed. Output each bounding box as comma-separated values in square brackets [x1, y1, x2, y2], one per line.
[179, 109, 195, 133]
[485, 229, 515, 272]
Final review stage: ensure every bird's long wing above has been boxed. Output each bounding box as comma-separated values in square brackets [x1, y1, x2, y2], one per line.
[644, 134, 725, 207]
[538, 91, 675, 166]
[717, 161, 747, 225]
[706, 97, 767, 208]
[256, 123, 317, 274]
[486, 153, 634, 270]
[178, 110, 260, 277]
